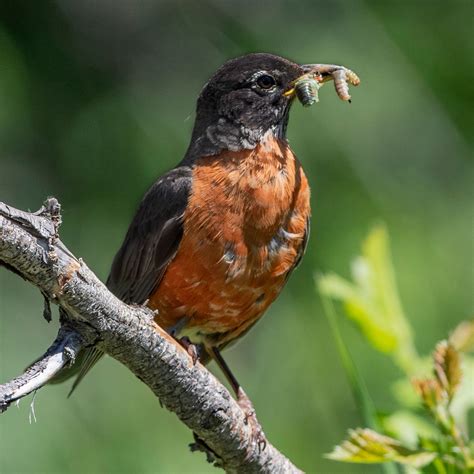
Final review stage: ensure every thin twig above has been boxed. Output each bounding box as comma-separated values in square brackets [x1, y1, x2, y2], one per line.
[0, 328, 84, 413]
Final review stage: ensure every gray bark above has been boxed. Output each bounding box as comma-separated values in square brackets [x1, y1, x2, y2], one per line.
[0, 198, 303, 474]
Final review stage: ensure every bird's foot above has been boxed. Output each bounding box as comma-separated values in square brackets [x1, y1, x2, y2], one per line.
[237, 387, 267, 452]
[178, 336, 200, 365]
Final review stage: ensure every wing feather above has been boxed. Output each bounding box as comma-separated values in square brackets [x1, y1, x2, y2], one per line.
[64, 165, 193, 394]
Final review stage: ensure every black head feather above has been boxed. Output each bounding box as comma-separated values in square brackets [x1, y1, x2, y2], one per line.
[187, 53, 304, 157]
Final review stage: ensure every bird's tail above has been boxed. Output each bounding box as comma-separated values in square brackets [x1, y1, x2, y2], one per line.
[31, 308, 105, 396]
[67, 347, 104, 397]
[46, 346, 104, 396]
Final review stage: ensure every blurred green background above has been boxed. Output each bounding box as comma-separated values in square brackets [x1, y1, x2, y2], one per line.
[0, 1, 472, 473]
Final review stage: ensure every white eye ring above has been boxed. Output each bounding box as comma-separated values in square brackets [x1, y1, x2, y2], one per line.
[256, 74, 276, 89]
[249, 71, 277, 91]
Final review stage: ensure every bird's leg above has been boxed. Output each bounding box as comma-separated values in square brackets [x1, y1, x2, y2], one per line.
[167, 317, 200, 365]
[208, 347, 267, 451]
[178, 336, 200, 365]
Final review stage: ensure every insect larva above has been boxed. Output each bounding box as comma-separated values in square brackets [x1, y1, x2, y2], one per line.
[332, 68, 361, 102]
[288, 64, 360, 107]
[345, 69, 361, 86]
[294, 76, 321, 107]
[332, 69, 351, 101]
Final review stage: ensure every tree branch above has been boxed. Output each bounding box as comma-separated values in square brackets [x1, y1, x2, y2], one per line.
[0, 327, 84, 413]
[0, 198, 303, 474]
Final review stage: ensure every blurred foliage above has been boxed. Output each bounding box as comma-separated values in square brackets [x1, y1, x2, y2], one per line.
[328, 338, 474, 473]
[0, 1, 472, 473]
[319, 226, 474, 473]
[327, 428, 437, 469]
[319, 224, 420, 373]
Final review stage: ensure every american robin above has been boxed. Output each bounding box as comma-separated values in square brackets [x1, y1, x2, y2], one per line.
[61, 53, 348, 445]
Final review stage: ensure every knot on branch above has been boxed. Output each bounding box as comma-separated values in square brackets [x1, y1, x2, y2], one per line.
[35, 197, 62, 245]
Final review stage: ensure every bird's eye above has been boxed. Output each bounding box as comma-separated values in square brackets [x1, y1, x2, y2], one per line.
[256, 74, 276, 90]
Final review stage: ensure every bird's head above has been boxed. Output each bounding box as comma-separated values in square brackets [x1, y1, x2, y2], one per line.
[188, 53, 306, 155]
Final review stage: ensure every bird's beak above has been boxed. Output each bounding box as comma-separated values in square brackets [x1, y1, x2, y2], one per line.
[284, 63, 360, 103]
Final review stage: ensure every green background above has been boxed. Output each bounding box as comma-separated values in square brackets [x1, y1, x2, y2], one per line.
[0, 1, 472, 473]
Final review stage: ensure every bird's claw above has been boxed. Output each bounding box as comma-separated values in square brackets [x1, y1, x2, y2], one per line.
[237, 387, 267, 452]
[178, 336, 199, 365]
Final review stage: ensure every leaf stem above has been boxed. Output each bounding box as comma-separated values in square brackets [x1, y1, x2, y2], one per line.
[318, 283, 399, 474]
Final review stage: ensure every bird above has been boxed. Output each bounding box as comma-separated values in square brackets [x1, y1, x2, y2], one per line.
[59, 52, 330, 447]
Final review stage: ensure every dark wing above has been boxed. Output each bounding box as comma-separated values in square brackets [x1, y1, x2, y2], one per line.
[64, 165, 193, 395]
[106, 165, 193, 304]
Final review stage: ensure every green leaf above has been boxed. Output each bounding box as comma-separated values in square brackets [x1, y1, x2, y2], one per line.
[327, 428, 437, 468]
[318, 273, 397, 352]
[382, 410, 438, 446]
[318, 223, 422, 375]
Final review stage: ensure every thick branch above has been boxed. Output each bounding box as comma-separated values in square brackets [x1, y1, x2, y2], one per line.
[0, 199, 302, 474]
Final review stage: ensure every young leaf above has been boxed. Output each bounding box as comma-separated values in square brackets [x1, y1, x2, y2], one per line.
[412, 378, 444, 410]
[327, 428, 437, 468]
[382, 410, 438, 446]
[433, 340, 462, 401]
[318, 272, 398, 352]
[449, 320, 474, 353]
[318, 224, 422, 375]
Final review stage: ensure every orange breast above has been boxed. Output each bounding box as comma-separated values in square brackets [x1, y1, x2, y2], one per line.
[149, 135, 310, 347]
